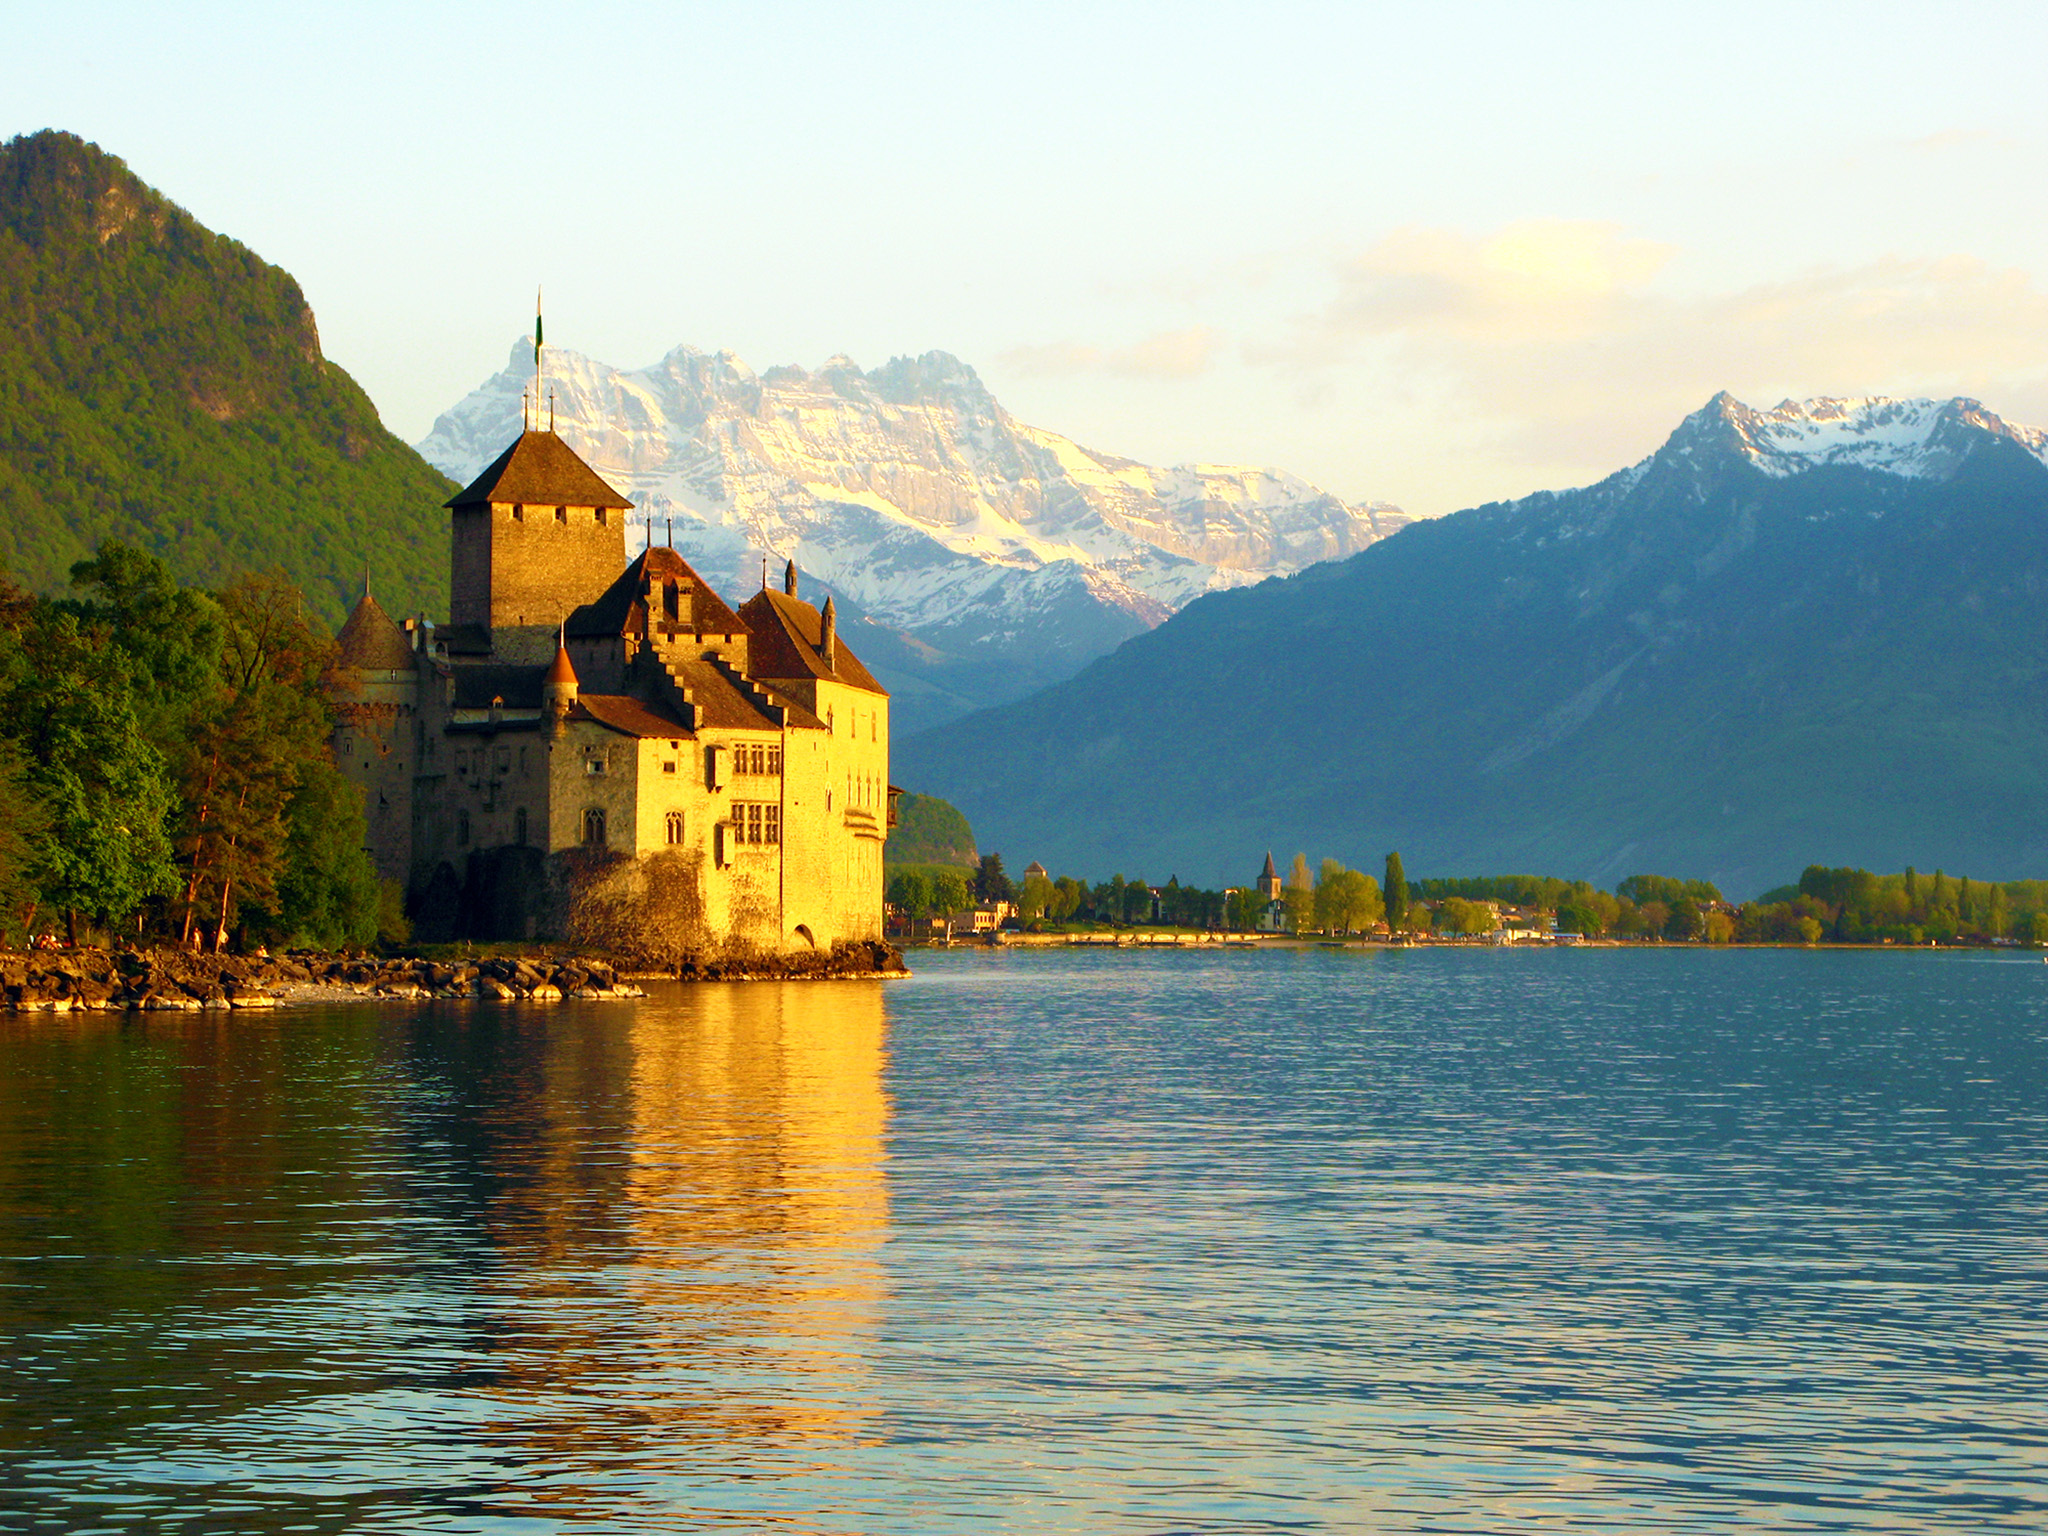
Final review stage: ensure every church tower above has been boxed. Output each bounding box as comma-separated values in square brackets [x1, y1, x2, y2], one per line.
[444, 431, 634, 664]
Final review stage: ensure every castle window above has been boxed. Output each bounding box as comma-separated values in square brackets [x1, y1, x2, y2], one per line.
[665, 810, 684, 845]
[582, 807, 607, 846]
[494, 746, 510, 773]
[455, 750, 468, 774]
[519, 746, 528, 776]
[662, 760, 676, 775]
[597, 508, 608, 527]
[513, 504, 525, 522]
[515, 806, 528, 846]
[555, 507, 567, 525]
[767, 745, 782, 775]
[764, 804, 780, 845]
[457, 810, 471, 847]
[745, 803, 763, 844]
[585, 757, 605, 775]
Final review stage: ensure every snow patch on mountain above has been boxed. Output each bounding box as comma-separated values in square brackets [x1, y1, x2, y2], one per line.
[416, 342, 1406, 640]
[1695, 393, 2048, 480]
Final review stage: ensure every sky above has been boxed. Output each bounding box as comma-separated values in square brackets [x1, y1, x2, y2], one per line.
[6, 0, 2048, 517]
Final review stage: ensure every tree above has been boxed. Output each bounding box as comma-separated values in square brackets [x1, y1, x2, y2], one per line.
[1316, 862, 1383, 933]
[1284, 854, 1316, 933]
[1019, 872, 1055, 922]
[1051, 876, 1085, 921]
[930, 867, 971, 918]
[271, 761, 382, 949]
[888, 868, 933, 919]
[976, 852, 1012, 904]
[0, 743, 48, 945]
[1384, 851, 1408, 931]
[0, 607, 178, 939]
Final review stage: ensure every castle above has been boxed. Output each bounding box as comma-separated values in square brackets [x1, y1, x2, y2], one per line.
[326, 426, 890, 951]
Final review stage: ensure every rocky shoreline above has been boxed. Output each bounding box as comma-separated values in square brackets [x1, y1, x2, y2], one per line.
[0, 941, 908, 1013]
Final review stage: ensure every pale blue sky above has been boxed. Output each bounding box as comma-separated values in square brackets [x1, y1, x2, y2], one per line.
[6, 0, 2047, 513]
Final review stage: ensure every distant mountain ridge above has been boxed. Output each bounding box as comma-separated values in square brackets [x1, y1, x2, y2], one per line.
[0, 130, 454, 624]
[418, 342, 1407, 731]
[896, 392, 2048, 896]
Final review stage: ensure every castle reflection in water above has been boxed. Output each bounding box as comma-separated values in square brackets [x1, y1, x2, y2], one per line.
[0, 981, 895, 1506]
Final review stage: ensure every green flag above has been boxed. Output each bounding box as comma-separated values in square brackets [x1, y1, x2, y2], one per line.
[534, 287, 543, 361]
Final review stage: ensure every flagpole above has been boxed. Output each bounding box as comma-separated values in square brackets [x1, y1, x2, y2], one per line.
[534, 285, 544, 431]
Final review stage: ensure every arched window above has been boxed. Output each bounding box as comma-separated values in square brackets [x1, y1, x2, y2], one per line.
[665, 810, 684, 845]
[582, 807, 607, 847]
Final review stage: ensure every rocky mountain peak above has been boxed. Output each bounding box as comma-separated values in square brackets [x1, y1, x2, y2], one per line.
[1653, 391, 2048, 483]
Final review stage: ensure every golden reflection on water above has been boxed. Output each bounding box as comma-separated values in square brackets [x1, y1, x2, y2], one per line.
[467, 980, 893, 1500]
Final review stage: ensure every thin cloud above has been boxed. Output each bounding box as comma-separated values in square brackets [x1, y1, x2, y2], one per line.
[1261, 221, 2048, 477]
[1003, 325, 1218, 381]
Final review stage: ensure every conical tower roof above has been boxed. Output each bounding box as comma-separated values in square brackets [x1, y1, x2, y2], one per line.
[545, 636, 579, 688]
[1260, 851, 1278, 882]
[333, 589, 414, 671]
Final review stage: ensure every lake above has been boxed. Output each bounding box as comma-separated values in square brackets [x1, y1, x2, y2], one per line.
[1, 946, 2044, 1532]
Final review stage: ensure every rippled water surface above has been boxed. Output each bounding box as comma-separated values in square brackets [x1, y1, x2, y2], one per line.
[2, 946, 2045, 1532]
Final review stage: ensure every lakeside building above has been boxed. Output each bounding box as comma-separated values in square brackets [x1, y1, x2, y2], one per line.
[327, 427, 890, 950]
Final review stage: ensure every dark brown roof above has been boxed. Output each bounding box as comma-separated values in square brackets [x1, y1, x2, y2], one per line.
[667, 656, 804, 731]
[573, 694, 691, 739]
[565, 547, 747, 641]
[435, 623, 493, 656]
[735, 589, 886, 694]
[446, 430, 633, 510]
[333, 591, 414, 671]
[451, 664, 546, 710]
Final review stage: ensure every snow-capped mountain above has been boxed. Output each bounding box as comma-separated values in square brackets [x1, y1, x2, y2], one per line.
[900, 388, 2048, 893]
[417, 342, 1406, 729]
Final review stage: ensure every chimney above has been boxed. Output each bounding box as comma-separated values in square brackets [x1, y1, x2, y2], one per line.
[784, 559, 798, 597]
[819, 595, 837, 672]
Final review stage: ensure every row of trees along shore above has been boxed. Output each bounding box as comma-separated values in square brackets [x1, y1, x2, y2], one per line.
[0, 542, 399, 952]
[889, 849, 2048, 946]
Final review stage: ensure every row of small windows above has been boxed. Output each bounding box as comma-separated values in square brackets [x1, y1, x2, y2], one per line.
[464, 805, 772, 851]
[845, 770, 883, 809]
[735, 743, 782, 776]
[508, 504, 609, 526]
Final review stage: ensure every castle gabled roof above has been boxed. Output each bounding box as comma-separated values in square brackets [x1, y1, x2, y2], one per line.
[333, 590, 414, 671]
[445, 430, 634, 510]
[736, 588, 886, 695]
[565, 546, 747, 641]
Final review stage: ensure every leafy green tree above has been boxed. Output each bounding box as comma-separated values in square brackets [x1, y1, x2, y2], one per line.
[888, 868, 933, 919]
[1019, 872, 1055, 921]
[1315, 861, 1383, 933]
[1283, 854, 1316, 933]
[0, 741, 48, 944]
[1384, 850, 1409, 931]
[1051, 876, 1085, 921]
[930, 867, 971, 918]
[272, 760, 382, 948]
[1435, 897, 1498, 936]
[0, 605, 179, 939]
[975, 852, 1013, 904]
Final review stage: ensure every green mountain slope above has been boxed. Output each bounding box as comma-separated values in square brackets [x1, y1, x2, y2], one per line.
[0, 130, 453, 626]
[897, 395, 2048, 897]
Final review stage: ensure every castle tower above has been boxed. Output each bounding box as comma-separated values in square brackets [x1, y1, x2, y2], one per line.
[444, 430, 634, 664]
[327, 585, 420, 884]
[1258, 851, 1282, 904]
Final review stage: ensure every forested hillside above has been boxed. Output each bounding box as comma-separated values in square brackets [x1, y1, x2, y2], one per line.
[899, 394, 2048, 896]
[0, 130, 454, 627]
